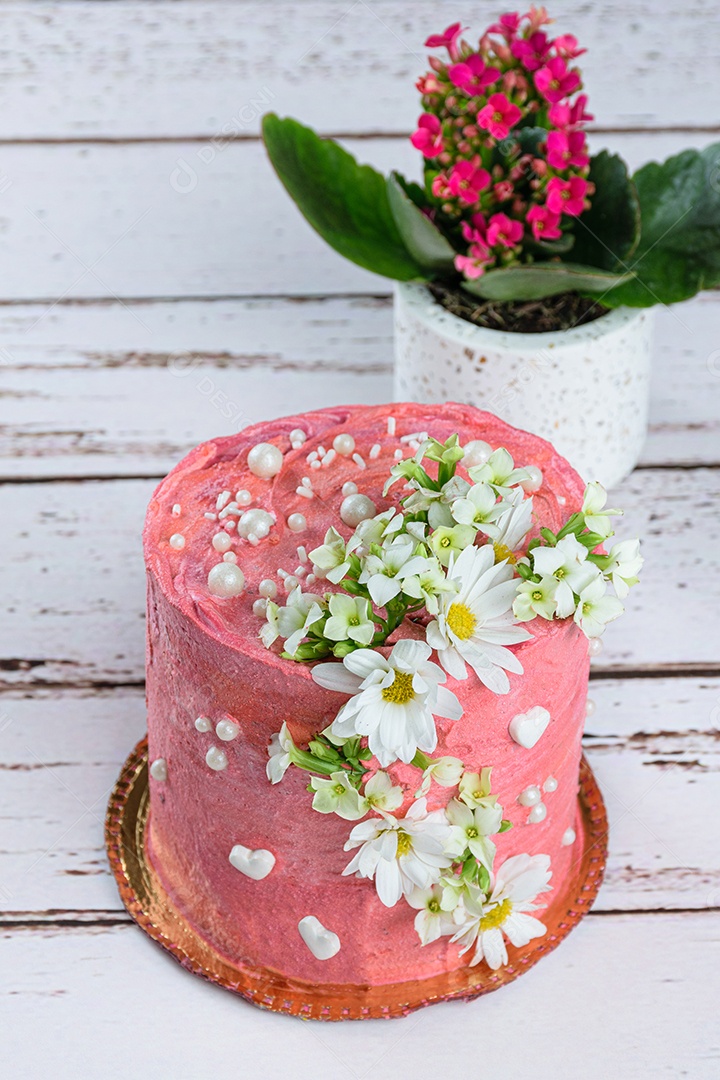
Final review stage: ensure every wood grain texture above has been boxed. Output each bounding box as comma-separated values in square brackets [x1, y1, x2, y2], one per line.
[0, 1, 719, 139]
[2, 912, 718, 1079]
[0, 131, 715, 301]
[0, 291, 719, 479]
[1, 678, 719, 918]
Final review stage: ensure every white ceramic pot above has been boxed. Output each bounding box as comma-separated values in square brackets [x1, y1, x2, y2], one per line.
[394, 282, 654, 489]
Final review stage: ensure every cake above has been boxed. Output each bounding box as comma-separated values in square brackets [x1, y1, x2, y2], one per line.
[142, 402, 641, 1007]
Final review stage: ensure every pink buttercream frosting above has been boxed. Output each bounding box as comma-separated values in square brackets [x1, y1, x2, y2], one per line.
[144, 403, 589, 986]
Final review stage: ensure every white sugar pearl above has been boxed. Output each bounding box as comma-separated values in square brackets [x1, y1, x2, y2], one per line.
[208, 563, 245, 597]
[149, 757, 167, 781]
[212, 531, 232, 552]
[238, 508, 274, 539]
[235, 489, 252, 507]
[223, 551, 237, 563]
[585, 697, 596, 717]
[253, 598, 268, 617]
[216, 719, 240, 741]
[561, 827, 576, 846]
[287, 513, 307, 533]
[289, 428, 306, 446]
[172, 503, 181, 516]
[247, 442, 283, 479]
[520, 465, 543, 494]
[340, 493, 376, 528]
[517, 785, 542, 807]
[206, 746, 228, 771]
[258, 578, 277, 599]
[284, 575, 299, 592]
[543, 775, 558, 793]
[588, 638, 604, 657]
[169, 533, 185, 550]
[333, 433, 355, 456]
[462, 439, 492, 467]
[528, 801, 547, 824]
[194, 716, 212, 733]
[342, 481, 358, 497]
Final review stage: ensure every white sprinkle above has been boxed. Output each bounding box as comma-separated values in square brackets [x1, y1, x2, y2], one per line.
[352, 453, 366, 469]
[294, 565, 307, 577]
[277, 568, 289, 579]
[169, 533, 185, 550]
[258, 579, 277, 599]
[297, 545, 308, 563]
[235, 489, 252, 507]
[322, 449, 336, 467]
[369, 443, 381, 459]
[306, 574, 316, 586]
[246, 532, 260, 546]
[172, 503, 181, 517]
[408, 440, 420, 451]
[204, 512, 217, 521]
[284, 575, 299, 592]
[317, 445, 326, 457]
[387, 416, 396, 436]
[296, 486, 314, 500]
[218, 504, 241, 519]
[223, 551, 238, 563]
[394, 448, 404, 460]
[224, 519, 236, 532]
[307, 450, 319, 463]
[400, 430, 429, 443]
[557, 495, 567, 505]
[301, 476, 313, 489]
[216, 490, 231, 511]
[310, 459, 322, 470]
[342, 481, 358, 497]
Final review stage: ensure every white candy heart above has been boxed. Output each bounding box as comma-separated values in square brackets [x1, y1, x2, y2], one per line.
[228, 844, 276, 881]
[509, 706, 551, 749]
[298, 916, 341, 961]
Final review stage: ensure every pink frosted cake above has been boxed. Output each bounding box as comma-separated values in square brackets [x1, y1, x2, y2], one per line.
[142, 402, 641, 1006]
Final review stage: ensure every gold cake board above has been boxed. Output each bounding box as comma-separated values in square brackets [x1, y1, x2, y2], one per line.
[105, 736, 608, 1021]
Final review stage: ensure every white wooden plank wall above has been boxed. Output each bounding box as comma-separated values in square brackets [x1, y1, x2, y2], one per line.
[0, 3, 719, 1077]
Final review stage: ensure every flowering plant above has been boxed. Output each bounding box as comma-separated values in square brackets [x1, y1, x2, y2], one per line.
[263, 8, 720, 309]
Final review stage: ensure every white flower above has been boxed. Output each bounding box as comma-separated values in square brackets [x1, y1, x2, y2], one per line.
[397, 554, 456, 615]
[582, 481, 622, 539]
[260, 599, 280, 648]
[605, 538, 643, 599]
[468, 448, 530, 494]
[358, 534, 427, 607]
[428, 523, 478, 568]
[309, 771, 367, 820]
[451, 853, 552, 969]
[323, 594, 376, 646]
[426, 544, 532, 694]
[407, 884, 459, 945]
[266, 588, 326, 656]
[445, 797, 503, 872]
[479, 489, 533, 558]
[309, 527, 351, 583]
[342, 798, 455, 907]
[530, 534, 598, 617]
[451, 481, 504, 529]
[458, 767, 498, 810]
[311, 639, 463, 767]
[347, 508, 404, 553]
[573, 572, 624, 637]
[513, 575, 558, 621]
[266, 722, 295, 784]
[415, 755, 464, 798]
[405, 475, 472, 529]
[362, 770, 404, 813]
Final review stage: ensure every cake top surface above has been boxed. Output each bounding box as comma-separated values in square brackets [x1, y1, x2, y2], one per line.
[144, 402, 586, 657]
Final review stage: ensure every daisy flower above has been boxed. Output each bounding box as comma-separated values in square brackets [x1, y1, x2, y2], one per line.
[311, 639, 463, 767]
[426, 544, 532, 694]
[451, 853, 552, 968]
[479, 489, 533, 562]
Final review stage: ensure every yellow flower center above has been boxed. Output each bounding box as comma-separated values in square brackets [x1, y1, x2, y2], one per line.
[531, 589, 544, 601]
[396, 831, 413, 857]
[427, 898, 441, 913]
[480, 898, 512, 931]
[348, 615, 360, 626]
[333, 783, 346, 796]
[493, 542, 517, 564]
[438, 536, 452, 549]
[381, 670, 415, 704]
[466, 826, 479, 839]
[447, 602, 477, 641]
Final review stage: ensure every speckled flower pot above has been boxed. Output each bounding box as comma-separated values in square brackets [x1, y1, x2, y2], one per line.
[394, 283, 654, 489]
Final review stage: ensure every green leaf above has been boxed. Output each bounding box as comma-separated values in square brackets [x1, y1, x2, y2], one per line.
[463, 261, 632, 301]
[601, 142, 720, 306]
[387, 172, 457, 273]
[262, 113, 426, 281]
[572, 151, 641, 271]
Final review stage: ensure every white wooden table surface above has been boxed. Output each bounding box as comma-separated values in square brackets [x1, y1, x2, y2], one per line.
[1, 3, 719, 1077]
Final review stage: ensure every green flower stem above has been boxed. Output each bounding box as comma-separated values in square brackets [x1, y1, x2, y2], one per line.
[289, 748, 339, 777]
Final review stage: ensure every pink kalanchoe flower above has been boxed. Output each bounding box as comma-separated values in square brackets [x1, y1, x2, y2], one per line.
[461, 212, 489, 248]
[410, 113, 444, 158]
[546, 129, 589, 169]
[494, 179, 515, 201]
[447, 160, 492, 204]
[448, 54, 501, 96]
[546, 176, 588, 217]
[549, 93, 594, 128]
[486, 213, 524, 247]
[455, 246, 492, 279]
[553, 34, 586, 59]
[477, 93, 523, 139]
[511, 31, 551, 71]
[425, 23, 467, 61]
[488, 12, 523, 39]
[526, 5, 552, 33]
[534, 57, 581, 103]
[526, 203, 563, 240]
